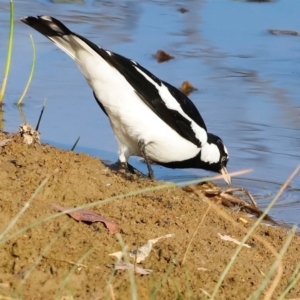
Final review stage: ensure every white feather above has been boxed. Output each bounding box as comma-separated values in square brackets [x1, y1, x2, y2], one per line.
[200, 143, 220, 164]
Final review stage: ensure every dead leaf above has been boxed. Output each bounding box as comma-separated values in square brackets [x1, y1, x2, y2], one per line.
[238, 217, 249, 225]
[109, 251, 123, 260]
[180, 81, 197, 96]
[129, 233, 175, 263]
[115, 262, 152, 275]
[268, 29, 298, 36]
[154, 50, 174, 63]
[52, 204, 120, 234]
[19, 124, 40, 145]
[218, 233, 251, 248]
[0, 139, 12, 147]
[178, 7, 189, 13]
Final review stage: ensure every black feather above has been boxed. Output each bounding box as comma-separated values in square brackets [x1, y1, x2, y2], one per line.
[21, 16, 72, 37]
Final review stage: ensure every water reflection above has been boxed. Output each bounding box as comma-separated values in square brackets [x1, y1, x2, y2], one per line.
[52, 0, 84, 4]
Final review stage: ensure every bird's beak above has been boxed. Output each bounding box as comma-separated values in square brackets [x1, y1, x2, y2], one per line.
[220, 166, 231, 185]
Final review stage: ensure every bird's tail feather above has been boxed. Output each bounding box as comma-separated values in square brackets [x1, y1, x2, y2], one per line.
[21, 16, 78, 60]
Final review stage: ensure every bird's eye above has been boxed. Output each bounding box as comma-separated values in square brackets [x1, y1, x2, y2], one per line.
[221, 156, 227, 162]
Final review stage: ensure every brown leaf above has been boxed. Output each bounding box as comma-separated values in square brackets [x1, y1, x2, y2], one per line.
[52, 204, 120, 234]
[154, 50, 174, 63]
[178, 7, 189, 13]
[180, 81, 197, 96]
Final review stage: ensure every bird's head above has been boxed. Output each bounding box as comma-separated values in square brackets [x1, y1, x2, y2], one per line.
[199, 133, 231, 185]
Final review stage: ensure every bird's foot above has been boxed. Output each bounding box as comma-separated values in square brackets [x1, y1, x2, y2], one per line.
[118, 160, 153, 180]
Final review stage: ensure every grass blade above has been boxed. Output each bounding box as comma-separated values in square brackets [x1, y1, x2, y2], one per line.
[0, 168, 251, 246]
[35, 98, 47, 131]
[18, 223, 68, 287]
[277, 260, 300, 300]
[0, 168, 58, 241]
[17, 34, 36, 105]
[116, 233, 138, 300]
[0, 182, 175, 246]
[0, 0, 14, 103]
[56, 247, 95, 299]
[181, 204, 211, 266]
[70, 136, 80, 151]
[248, 226, 297, 300]
[211, 164, 300, 299]
[150, 259, 176, 300]
[0, 106, 4, 131]
[18, 105, 27, 124]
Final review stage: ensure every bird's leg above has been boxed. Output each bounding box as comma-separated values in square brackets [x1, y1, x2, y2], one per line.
[138, 139, 155, 180]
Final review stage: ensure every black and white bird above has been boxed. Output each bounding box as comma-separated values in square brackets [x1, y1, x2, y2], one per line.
[21, 16, 231, 184]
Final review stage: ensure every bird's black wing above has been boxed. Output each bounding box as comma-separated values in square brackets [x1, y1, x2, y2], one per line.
[68, 31, 207, 147]
[162, 80, 207, 132]
[103, 52, 207, 147]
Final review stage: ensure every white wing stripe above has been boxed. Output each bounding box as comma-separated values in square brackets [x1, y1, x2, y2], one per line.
[134, 66, 207, 145]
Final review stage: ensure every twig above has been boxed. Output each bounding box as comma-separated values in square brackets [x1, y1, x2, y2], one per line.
[223, 187, 258, 208]
[220, 191, 275, 222]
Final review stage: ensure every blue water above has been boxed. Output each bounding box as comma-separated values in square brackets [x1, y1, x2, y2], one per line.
[0, 0, 299, 225]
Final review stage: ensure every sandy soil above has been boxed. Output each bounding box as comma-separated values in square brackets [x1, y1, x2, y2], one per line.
[0, 131, 299, 300]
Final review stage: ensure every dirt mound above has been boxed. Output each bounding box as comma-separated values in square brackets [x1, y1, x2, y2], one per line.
[0, 131, 299, 299]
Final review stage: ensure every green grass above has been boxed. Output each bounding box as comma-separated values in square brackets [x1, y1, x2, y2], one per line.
[0, 0, 14, 103]
[17, 34, 36, 106]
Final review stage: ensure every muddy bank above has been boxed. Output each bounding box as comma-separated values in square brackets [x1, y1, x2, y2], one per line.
[0, 131, 299, 299]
